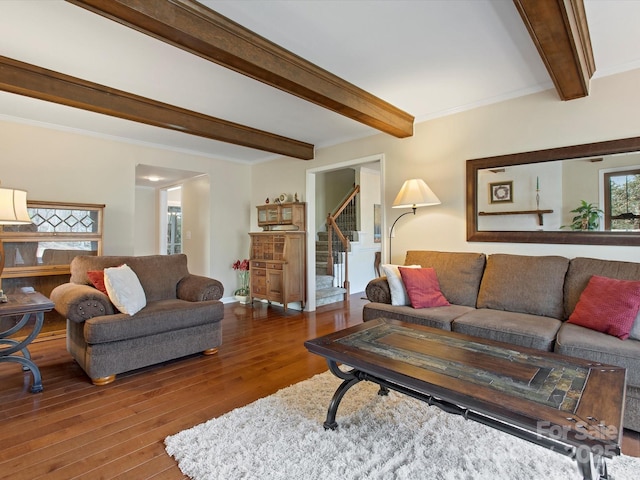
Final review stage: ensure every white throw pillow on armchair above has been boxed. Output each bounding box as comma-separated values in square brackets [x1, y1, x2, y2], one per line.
[381, 264, 421, 306]
[104, 264, 147, 315]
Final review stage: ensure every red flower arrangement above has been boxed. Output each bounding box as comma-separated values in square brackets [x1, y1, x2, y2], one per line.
[232, 259, 250, 271]
[232, 259, 250, 296]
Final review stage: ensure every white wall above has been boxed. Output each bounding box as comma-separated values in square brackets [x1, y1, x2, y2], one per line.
[347, 165, 381, 292]
[314, 172, 327, 234]
[181, 175, 210, 276]
[314, 168, 355, 233]
[251, 68, 640, 268]
[134, 186, 157, 255]
[4, 68, 640, 306]
[356, 165, 382, 249]
[0, 120, 252, 298]
[325, 169, 355, 215]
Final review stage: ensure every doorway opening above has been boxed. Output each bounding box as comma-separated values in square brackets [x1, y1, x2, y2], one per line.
[305, 153, 385, 312]
[135, 164, 206, 259]
[165, 187, 182, 254]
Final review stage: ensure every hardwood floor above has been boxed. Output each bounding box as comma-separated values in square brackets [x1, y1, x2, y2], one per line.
[1, 294, 638, 479]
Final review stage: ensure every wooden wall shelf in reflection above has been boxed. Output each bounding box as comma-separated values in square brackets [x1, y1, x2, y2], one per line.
[478, 209, 553, 226]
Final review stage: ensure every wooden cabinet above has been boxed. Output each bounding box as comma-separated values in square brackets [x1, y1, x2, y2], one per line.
[0, 201, 104, 338]
[256, 202, 305, 231]
[249, 232, 305, 311]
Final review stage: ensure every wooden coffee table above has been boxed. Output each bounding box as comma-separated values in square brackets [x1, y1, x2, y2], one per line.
[304, 318, 626, 480]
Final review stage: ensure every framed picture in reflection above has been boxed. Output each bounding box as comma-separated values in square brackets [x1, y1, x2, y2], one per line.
[489, 181, 513, 203]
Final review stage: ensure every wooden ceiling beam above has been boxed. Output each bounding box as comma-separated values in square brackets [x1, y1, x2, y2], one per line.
[513, 0, 595, 100]
[66, 0, 414, 138]
[0, 56, 314, 160]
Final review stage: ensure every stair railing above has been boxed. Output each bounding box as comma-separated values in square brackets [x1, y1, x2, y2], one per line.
[325, 185, 360, 299]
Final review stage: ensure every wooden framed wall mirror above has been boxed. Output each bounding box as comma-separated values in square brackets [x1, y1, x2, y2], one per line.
[466, 136, 640, 246]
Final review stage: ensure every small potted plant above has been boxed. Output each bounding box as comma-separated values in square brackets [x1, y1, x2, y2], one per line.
[562, 200, 603, 231]
[232, 259, 250, 304]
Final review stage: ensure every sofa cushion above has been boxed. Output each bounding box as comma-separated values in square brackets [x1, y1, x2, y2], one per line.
[564, 256, 640, 319]
[362, 302, 473, 331]
[72, 255, 141, 285]
[380, 264, 420, 306]
[476, 254, 569, 320]
[567, 275, 640, 340]
[104, 264, 147, 315]
[398, 267, 450, 308]
[87, 270, 107, 294]
[555, 322, 640, 388]
[452, 309, 562, 351]
[80, 322, 222, 379]
[127, 254, 190, 302]
[84, 299, 224, 344]
[404, 251, 486, 307]
[71, 254, 190, 302]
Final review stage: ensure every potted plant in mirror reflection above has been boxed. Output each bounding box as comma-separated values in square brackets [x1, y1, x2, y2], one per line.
[232, 259, 250, 304]
[561, 200, 603, 231]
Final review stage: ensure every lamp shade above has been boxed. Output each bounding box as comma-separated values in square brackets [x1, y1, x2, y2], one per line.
[0, 187, 31, 225]
[392, 178, 440, 209]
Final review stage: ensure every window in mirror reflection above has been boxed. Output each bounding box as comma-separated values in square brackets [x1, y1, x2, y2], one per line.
[604, 169, 640, 231]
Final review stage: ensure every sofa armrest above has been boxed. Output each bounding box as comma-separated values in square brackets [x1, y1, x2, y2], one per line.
[50, 283, 115, 323]
[365, 277, 391, 304]
[177, 274, 224, 301]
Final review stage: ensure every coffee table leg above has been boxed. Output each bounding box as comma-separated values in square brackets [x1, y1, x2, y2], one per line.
[0, 355, 43, 393]
[0, 311, 45, 393]
[576, 448, 608, 480]
[323, 360, 363, 430]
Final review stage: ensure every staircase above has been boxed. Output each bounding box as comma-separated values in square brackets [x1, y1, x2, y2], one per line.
[315, 184, 359, 307]
[315, 273, 347, 306]
[315, 230, 347, 306]
[315, 230, 356, 306]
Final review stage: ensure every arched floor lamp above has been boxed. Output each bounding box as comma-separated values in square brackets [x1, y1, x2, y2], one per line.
[389, 178, 441, 261]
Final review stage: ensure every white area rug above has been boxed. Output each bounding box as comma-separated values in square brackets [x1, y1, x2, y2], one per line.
[165, 371, 639, 479]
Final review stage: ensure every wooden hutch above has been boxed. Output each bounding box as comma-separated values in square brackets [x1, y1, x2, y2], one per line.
[249, 202, 306, 311]
[0, 201, 104, 338]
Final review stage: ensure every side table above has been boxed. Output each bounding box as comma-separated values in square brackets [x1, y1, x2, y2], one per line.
[0, 291, 54, 393]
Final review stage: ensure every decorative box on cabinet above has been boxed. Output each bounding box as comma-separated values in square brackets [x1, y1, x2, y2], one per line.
[256, 202, 305, 231]
[249, 232, 306, 311]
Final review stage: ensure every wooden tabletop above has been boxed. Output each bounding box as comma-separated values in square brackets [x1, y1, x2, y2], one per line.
[0, 291, 55, 316]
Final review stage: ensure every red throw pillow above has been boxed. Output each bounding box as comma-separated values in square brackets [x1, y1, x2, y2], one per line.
[398, 267, 450, 309]
[87, 270, 108, 295]
[568, 275, 640, 340]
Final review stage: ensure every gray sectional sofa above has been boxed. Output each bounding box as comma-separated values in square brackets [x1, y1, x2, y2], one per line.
[364, 250, 640, 432]
[51, 254, 224, 386]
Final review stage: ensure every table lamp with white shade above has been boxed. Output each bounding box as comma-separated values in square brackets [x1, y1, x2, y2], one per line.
[0, 184, 31, 300]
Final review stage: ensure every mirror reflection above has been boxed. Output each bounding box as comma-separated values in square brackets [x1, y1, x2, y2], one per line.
[477, 152, 640, 232]
[466, 135, 640, 246]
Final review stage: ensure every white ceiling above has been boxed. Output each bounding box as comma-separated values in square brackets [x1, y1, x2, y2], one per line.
[2, 0, 640, 184]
